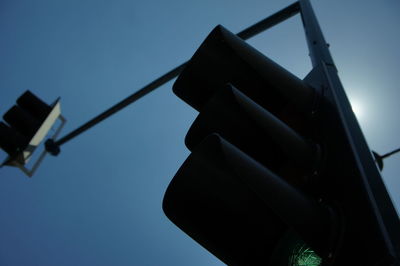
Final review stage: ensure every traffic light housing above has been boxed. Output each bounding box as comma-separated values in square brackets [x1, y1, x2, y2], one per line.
[164, 133, 334, 265]
[162, 17, 400, 266]
[173, 25, 315, 136]
[0, 90, 65, 177]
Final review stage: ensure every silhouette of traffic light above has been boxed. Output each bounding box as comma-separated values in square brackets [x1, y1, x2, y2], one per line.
[0, 90, 64, 176]
[163, 25, 338, 265]
[162, 23, 400, 265]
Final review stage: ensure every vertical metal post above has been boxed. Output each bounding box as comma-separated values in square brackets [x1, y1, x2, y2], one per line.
[298, 0, 335, 68]
[299, 0, 400, 261]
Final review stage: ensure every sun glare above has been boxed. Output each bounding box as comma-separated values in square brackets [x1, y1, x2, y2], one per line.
[350, 100, 363, 119]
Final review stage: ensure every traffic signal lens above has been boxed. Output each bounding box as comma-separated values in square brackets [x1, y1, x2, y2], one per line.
[289, 243, 322, 266]
[269, 230, 322, 266]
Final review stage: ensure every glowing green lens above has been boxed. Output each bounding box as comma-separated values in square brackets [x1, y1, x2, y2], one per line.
[288, 242, 322, 266]
[268, 230, 323, 266]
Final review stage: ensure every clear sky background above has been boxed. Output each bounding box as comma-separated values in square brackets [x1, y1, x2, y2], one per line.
[0, 0, 399, 265]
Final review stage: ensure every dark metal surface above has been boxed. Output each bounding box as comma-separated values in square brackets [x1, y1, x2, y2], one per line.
[298, 0, 334, 68]
[185, 85, 318, 186]
[163, 134, 331, 265]
[172, 25, 314, 114]
[299, 0, 400, 263]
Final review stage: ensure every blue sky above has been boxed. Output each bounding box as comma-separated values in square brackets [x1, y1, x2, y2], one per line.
[0, 0, 399, 265]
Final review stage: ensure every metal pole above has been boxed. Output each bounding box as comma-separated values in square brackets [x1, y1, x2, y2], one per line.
[54, 64, 186, 146]
[299, 0, 400, 261]
[298, 0, 334, 68]
[381, 147, 400, 159]
[53, 2, 300, 148]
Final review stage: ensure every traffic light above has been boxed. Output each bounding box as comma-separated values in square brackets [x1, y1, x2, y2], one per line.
[162, 23, 400, 265]
[0, 90, 64, 176]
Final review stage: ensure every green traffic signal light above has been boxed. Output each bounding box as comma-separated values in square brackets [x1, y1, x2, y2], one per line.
[269, 230, 322, 266]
